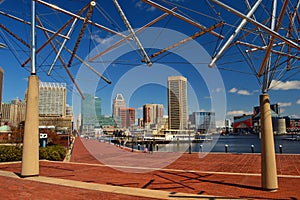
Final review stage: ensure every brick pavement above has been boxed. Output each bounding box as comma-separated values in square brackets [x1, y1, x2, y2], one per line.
[0, 137, 299, 199]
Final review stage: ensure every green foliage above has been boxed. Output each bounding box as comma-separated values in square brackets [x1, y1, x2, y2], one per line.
[0, 145, 66, 162]
[0, 146, 22, 162]
[39, 145, 67, 161]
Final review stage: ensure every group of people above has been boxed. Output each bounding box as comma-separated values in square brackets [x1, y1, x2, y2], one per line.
[143, 141, 154, 153]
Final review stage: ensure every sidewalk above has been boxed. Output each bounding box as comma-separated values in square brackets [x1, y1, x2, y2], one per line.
[0, 137, 299, 199]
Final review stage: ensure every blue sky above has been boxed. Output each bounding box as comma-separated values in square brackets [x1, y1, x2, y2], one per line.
[0, 0, 299, 121]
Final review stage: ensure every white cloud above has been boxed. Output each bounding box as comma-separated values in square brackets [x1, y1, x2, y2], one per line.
[297, 99, 300, 104]
[135, 1, 156, 12]
[229, 88, 237, 93]
[229, 87, 251, 95]
[226, 110, 252, 116]
[270, 80, 300, 90]
[278, 102, 292, 107]
[91, 34, 113, 45]
[237, 90, 251, 96]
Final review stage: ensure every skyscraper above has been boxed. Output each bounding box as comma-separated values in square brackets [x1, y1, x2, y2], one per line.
[81, 94, 101, 134]
[112, 93, 126, 127]
[168, 76, 188, 130]
[143, 104, 164, 127]
[112, 93, 126, 117]
[119, 107, 135, 128]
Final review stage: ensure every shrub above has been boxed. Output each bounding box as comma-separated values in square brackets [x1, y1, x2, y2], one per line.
[39, 145, 67, 161]
[0, 146, 22, 162]
[0, 145, 66, 162]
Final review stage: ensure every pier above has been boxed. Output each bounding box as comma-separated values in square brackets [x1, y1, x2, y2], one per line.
[0, 136, 299, 199]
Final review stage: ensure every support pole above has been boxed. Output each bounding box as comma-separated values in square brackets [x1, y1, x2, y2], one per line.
[21, 75, 39, 177]
[260, 94, 278, 191]
[21, 0, 39, 177]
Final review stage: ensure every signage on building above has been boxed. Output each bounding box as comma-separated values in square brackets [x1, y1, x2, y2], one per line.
[39, 133, 48, 139]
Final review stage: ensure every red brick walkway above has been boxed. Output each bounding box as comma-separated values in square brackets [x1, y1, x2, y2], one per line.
[0, 137, 300, 199]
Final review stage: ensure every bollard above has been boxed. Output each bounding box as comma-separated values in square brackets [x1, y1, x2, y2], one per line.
[156, 144, 158, 151]
[225, 144, 228, 153]
[200, 144, 203, 152]
[138, 144, 140, 150]
[251, 144, 255, 153]
[279, 145, 283, 154]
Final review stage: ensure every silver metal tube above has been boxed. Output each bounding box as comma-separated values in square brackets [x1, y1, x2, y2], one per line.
[88, 8, 175, 62]
[209, 0, 262, 67]
[258, 0, 289, 79]
[35, 0, 127, 39]
[48, 19, 77, 75]
[112, 0, 152, 66]
[0, 11, 69, 40]
[31, 0, 36, 74]
[210, 0, 300, 51]
[237, 41, 300, 59]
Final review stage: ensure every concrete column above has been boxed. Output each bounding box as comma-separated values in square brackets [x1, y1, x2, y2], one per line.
[21, 75, 39, 177]
[260, 93, 278, 190]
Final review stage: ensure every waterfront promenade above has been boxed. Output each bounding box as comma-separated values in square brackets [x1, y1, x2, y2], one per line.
[0, 137, 299, 199]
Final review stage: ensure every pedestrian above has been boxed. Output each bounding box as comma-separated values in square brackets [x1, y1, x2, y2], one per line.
[149, 141, 153, 154]
[144, 142, 149, 153]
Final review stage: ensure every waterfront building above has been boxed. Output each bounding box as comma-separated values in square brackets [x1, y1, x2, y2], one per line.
[1, 98, 26, 127]
[0, 67, 3, 123]
[143, 104, 164, 128]
[283, 116, 300, 133]
[137, 118, 144, 128]
[81, 94, 100, 134]
[190, 111, 216, 133]
[99, 115, 117, 127]
[66, 104, 73, 116]
[37, 82, 72, 130]
[252, 104, 280, 134]
[233, 114, 253, 133]
[168, 76, 188, 130]
[119, 107, 135, 128]
[39, 82, 66, 116]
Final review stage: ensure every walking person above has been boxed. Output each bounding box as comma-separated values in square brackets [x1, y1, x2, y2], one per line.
[149, 141, 153, 154]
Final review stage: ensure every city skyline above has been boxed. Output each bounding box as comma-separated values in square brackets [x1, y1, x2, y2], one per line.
[0, 0, 299, 120]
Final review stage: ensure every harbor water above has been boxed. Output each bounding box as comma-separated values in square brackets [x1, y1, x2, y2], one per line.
[125, 134, 300, 154]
